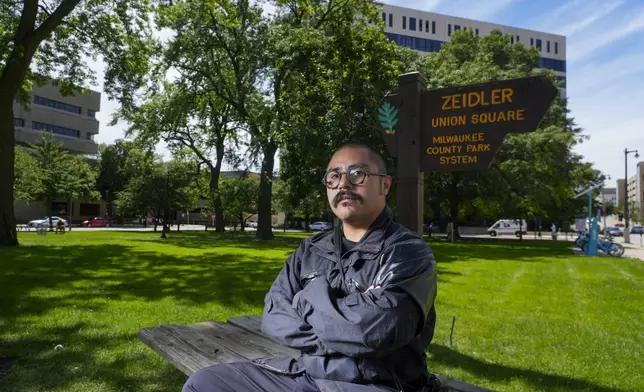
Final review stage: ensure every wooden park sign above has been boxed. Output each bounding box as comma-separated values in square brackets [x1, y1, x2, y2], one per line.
[379, 73, 557, 233]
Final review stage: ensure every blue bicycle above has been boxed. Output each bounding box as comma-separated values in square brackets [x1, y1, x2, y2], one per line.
[575, 231, 624, 257]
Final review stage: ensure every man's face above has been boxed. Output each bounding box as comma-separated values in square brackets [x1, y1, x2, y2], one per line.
[324, 147, 391, 224]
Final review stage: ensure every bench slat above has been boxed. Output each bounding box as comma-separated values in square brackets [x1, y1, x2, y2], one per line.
[227, 315, 263, 335]
[139, 324, 247, 376]
[192, 322, 299, 358]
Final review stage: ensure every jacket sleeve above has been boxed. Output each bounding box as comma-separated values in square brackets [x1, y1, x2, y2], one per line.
[297, 240, 437, 358]
[261, 243, 326, 354]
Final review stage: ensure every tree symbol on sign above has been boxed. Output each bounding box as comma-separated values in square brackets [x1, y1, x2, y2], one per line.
[378, 102, 399, 135]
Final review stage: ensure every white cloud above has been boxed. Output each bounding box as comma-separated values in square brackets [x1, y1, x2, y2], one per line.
[568, 7, 644, 63]
[558, 1, 624, 36]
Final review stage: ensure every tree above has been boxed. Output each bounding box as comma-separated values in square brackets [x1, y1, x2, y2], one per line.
[121, 82, 236, 233]
[160, 0, 399, 240]
[0, 0, 154, 245]
[117, 157, 197, 238]
[604, 200, 616, 216]
[219, 173, 259, 231]
[14, 145, 43, 203]
[96, 140, 145, 219]
[30, 132, 99, 229]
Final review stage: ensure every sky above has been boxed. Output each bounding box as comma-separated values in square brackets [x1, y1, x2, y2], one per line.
[91, 0, 644, 186]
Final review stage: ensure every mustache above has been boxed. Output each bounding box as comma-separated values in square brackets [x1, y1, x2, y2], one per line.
[333, 191, 363, 207]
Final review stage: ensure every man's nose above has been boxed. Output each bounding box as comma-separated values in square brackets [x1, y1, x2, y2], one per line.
[338, 172, 352, 189]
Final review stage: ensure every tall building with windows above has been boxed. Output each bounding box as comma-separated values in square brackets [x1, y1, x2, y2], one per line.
[379, 4, 567, 94]
[13, 81, 101, 154]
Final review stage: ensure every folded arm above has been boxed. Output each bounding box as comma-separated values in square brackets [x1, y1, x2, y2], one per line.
[297, 242, 437, 358]
[261, 245, 326, 354]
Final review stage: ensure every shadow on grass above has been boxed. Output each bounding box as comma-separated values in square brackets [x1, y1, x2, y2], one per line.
[0, 323, 185, 392]
[0, 242, 286, 390]
[429, 344, 624, 392]
[0, 244, 284, 324]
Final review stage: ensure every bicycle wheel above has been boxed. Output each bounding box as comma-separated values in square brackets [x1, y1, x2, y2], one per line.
[608, 243, 624, 257]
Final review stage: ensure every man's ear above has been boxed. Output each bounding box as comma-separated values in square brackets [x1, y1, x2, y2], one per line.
[383, 176, 392, 195]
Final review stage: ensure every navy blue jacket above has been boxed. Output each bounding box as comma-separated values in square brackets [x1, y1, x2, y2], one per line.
[257, 206, 437, 390]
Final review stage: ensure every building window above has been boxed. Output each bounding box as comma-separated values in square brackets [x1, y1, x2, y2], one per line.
[419, 19, 423, 31]
[14, 118, 25, 127]
[382, 12, 386, 23]
[475, 28, 479, 36]
[536, 39, 542, 50]
[402, 16, 406, 29]
[33, 96, 82, 114]
[510, 35, 514, 44]
[409, 17, 416, 31]
[389, 14, 393, 27]
[448, 24, 452, 36]
[516, 35, 520, 42]
[555, 42, 558, 54]
[88, 109, 96, 118]
[530, 38, 534, 46]
[454, 25, 461, 31]
[547, 41, 550, 53]
[32, 121, 81, 138]
[86, 133, 94, 141]
[432, 21, 436, 34]
[425, 20, 429, 32]
[384, 32, 443, 53]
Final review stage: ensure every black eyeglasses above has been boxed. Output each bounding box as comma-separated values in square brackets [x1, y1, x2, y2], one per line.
[322, 165, 388, 189]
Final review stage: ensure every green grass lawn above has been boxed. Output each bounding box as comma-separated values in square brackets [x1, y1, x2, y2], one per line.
[0, 231, 642, 392]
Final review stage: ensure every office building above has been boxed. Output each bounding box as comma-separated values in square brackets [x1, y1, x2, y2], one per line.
[616, 162, 644, 221]
[379, 4, 566, 94]
[13, 81, 101, 154]
[14, 81, 103, 223]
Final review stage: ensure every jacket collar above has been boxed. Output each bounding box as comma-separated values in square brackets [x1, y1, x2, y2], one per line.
[310, 205, 392, 261]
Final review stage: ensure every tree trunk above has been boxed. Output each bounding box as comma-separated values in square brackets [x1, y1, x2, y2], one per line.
[256, 142, 277, 240]
[0, 103, 17, 245]
[68, 199, 72, 231]
[209, 169, 225, 233]
[0, 58, 30, 245]
[239, 212, 245, 232]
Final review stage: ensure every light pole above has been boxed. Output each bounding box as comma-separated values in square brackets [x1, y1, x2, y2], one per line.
[624, 149, 639, 243]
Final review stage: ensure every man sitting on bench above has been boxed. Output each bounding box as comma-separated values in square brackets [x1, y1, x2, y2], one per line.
[183, 144, 438, 392]
[56, 219, 66, 234]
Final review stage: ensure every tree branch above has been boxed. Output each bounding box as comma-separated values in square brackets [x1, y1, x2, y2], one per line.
[33, 0, 82, 43]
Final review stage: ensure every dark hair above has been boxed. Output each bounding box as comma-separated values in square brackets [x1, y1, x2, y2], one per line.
[335, 143, 387, 174]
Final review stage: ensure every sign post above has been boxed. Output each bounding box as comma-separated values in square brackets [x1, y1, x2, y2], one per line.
[380, 73, 557, 234]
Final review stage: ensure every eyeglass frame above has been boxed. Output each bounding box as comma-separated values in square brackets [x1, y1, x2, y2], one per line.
[321, 165, 390, 189]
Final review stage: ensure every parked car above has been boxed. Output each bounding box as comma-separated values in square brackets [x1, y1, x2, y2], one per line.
[309, 221, 333, 231]
[28, 216, 68, 228]
[81, 217, 112, 228]
[605, 227, 623, 237]
[245, 221, 258, 228]
[631, 225, 644, 234]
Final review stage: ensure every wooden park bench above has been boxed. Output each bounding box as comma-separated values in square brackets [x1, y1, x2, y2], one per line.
[139, 315, 493, 392]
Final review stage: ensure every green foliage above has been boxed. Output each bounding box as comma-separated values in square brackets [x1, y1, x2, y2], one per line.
[29, 132, 99, 205]
[13, 145, 43, 203]
[116, 156, 197, 236]
[219, 173, 259, 228]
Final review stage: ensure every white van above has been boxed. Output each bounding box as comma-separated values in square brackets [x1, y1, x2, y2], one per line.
[488, 219, 528, 237]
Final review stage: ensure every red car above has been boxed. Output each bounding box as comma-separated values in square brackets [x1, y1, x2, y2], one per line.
[81, 217, 112, 228]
